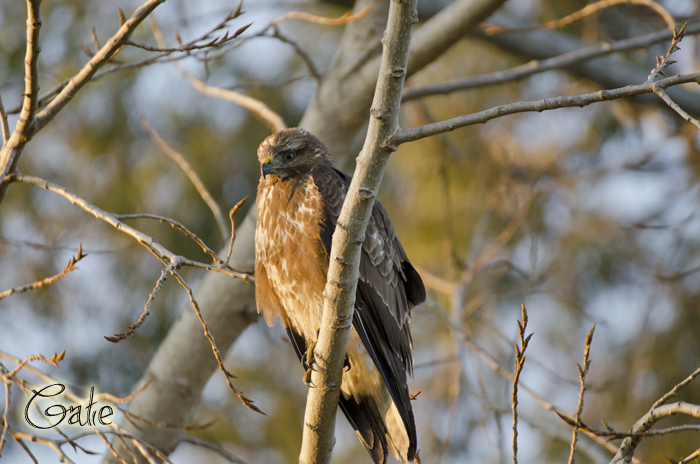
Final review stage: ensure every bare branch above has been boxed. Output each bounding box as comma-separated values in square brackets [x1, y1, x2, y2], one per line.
[647, 22, 687, 83]
[651, 366, 700, 410]
[568, 325, 595, 464]
[611, 402, 700, 464]
[653, 86, 700, 129]
[179, 436, 248, 464]
[115, 213, 223, 265]
[169, 269, 263, 415]
[32, 0, 165, 134]
[13, 0, 43, 141]
[0, 367, 10, 456]
[139, 116, 229, 242]
[225, 196, 248, 267]
[0, 94, 9, 144]
[271, 27, 322, 84]
[180, 71, 288, 132]
[393, 72, 700, 145]
[270, 2, 373, 27]
[403, 21, 700, 102]
[299, 0, 418, 462]
[483, 0, 675, 34]
[0, 0, 43, 204]
[0, 245, 87, 300]
[105, 259, 178, 343]
[6, 173, 251, 282]
[512, 303, 532, 464]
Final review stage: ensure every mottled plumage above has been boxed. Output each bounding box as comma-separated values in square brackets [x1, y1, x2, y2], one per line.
[254, 128, 425, 464]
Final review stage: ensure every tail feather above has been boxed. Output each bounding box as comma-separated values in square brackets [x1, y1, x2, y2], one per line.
[338, 395, 388, 464]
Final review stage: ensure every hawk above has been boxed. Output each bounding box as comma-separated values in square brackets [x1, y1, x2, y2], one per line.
[254, 128, 425, 464]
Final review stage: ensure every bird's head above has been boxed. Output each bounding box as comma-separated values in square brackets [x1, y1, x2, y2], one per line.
[257, 128, 333, 182]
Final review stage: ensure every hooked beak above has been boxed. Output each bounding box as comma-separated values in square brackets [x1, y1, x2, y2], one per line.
[261, 157, 273, 179]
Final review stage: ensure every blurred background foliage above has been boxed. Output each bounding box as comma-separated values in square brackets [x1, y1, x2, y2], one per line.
[1, 0, 700, 463]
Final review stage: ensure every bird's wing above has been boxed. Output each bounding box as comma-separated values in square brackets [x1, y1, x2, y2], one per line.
[315, 164, 426, 459]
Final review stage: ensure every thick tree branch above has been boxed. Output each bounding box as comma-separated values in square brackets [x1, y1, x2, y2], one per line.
[299, 1, 417, 463]
[393, 72, 700, 145]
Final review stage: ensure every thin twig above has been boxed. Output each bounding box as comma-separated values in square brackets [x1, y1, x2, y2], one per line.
[13, 0, 43, 139]
[0, 245, 87, 300]
[11, 431, 77, 463]
[6, 173, 251, 282]
[271, 27, 322, 84]
[149, 19, 287, 133]
[483, 0, 675, 34]
[652, 85, 700, 129]
[181, 70, 287, 132]
[678, 447, 700, 464]
[0, 95, 9, 144]
[105, 258, 179, 342]
[1, 350, 65, 381]
[32, 0, 166, 135]
[402, 21, 700, 102]
[647, 22, 687, 83]
[393, 72, 700, 145]
[169, 269, 264, 415]
[651, 365, 700, 409]
[557, 413, 700, 439]
[226, 196, 248, 266]
[512, 303, 532, 464]
[6, 8, 251, 117]
[115, 213, 223, 265]
[568, 324, 595, 464]
[139, 116, 229, 242]
[0, 366, 10, 456]
[270, 2, 373, 27]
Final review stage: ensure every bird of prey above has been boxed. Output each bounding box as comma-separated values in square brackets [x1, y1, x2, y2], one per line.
[254, 128, 425, 464]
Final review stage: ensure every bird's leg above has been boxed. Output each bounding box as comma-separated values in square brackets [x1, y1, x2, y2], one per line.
[302, 341, 316, 387]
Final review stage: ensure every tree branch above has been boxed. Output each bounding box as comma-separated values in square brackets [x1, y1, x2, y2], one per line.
[0, 0, 43, 205]
[403, 21, 700, 101]
[476, 22, 700, 115]
[393, 72, 700, 145]
[0, 0, 166, 207]
[0, 245, 86, 300]
[0, 95, 9, 144]
[299, 0, 508, 160]
[32, 0, 165, 134]
[299, 1, 417, 462]
[610, 402, 700, 464]
[139, 117, 230, 242]
[6, 173, 250, 282]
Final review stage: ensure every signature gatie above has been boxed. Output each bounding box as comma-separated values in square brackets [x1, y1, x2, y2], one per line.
[25, 383, 114, 429]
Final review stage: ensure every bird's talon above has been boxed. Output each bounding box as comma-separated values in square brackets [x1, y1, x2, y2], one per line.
[303, 342, 316, 369]
[303, 368, 315, 387]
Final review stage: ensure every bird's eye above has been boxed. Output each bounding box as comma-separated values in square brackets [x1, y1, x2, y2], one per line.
[281, 151, 295, 161]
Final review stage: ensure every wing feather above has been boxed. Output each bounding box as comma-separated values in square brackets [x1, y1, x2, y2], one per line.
[314, 164, 426, 461]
